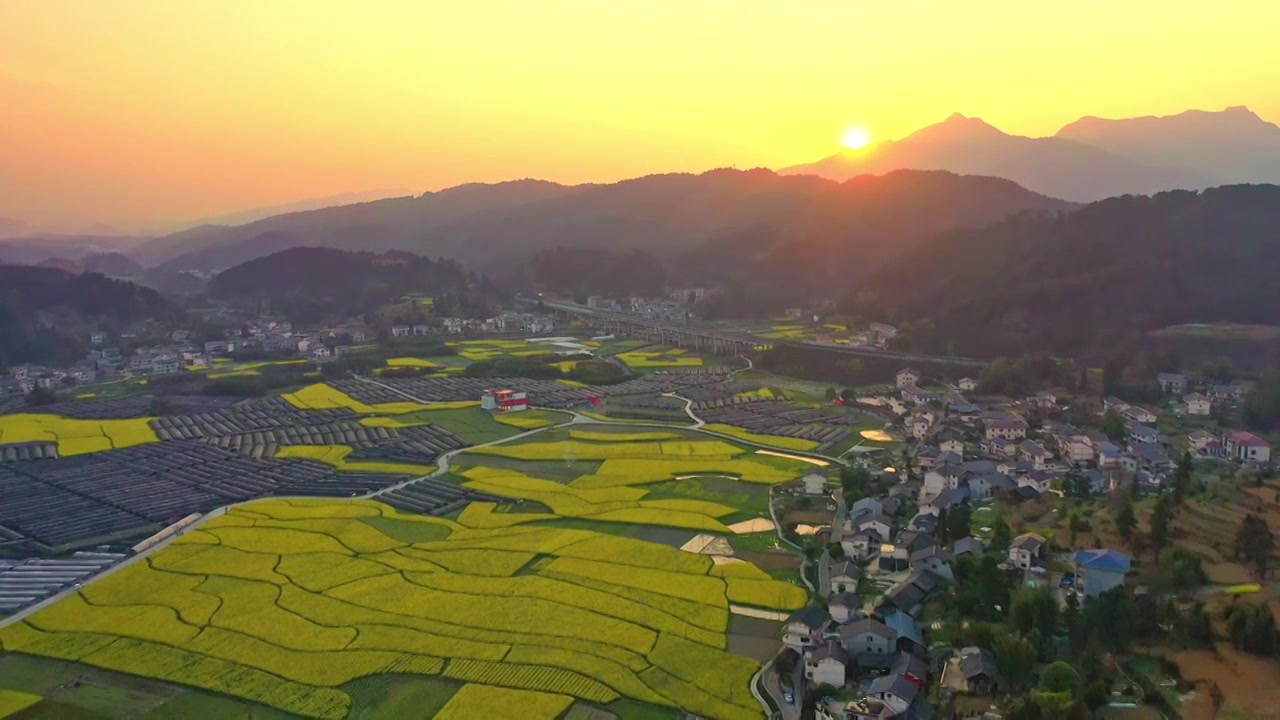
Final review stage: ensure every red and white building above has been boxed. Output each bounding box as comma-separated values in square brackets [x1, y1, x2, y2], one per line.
[481, 388, 529, 413]
[1224, 431, 1271, 463]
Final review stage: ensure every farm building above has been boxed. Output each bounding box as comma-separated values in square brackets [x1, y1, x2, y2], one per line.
[480, 388, 529, 413]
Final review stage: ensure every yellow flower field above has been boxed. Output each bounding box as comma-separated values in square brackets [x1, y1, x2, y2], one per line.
[0, 689, 42, 718]
[0, 413, 158, 455]
[0, 498, 796, 720]
[467, 439, 744, 461]
[385, 356, 438, 367]
[434, 684, 573, 720]
[280, 382, 439, 415]
[275, 444, 435, 475]
[569, 428, 680, 442]
[616, 350, 703, 368]
[493, 409, 562, 429]
[702, 423, 819, 452]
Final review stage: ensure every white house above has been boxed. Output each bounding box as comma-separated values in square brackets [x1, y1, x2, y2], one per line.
[1017, 440, 1052, 469]
[829, 591, 861, 624]
[856, 513, 893, 542]
[909, 546, 954, 580]
[838, 618, 896, 656]
[985, 416, 1028, 441]
[1058, 435, 1095, 464]
[89, 331, 107, 345]
[1073, 549, 1131, 598]
[829, 560, 862, 595]
[805, 641, 850, 688]
[1183, 393, 1212, 416]
[1008, 533, 1046, 569]
[867, 673, 920, 717]
[896, 368, 920, 389]
[782, 606, 830, 650]
[391, 325, 411, 338]
[1224, 431, 1272, 463]
[801, 473, 829, 495]
[958, 377, 977, 392]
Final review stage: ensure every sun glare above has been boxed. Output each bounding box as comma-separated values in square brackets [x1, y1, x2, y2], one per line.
[841, 127, 872, 150]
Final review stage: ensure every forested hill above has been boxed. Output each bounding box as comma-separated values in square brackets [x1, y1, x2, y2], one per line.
[0, 266, 178, 368]
[846, 184, 1280, 358]
[144, 170, 1075, 281]
[208, 247, 505, 323]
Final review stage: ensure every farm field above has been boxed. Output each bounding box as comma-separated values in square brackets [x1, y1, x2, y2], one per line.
[452, 433, 811, 534]
[361, 407, 522, 444]
[493, 409, 567, 430]
[616, 347, 704, 369]
[0, 689, 40, 718]
[0, 497, 798, 720]
[275, 444, 436, 476]
[281, 383, 450, 415]
[0, 413, 158, 456]
[702, 423, 819, 452]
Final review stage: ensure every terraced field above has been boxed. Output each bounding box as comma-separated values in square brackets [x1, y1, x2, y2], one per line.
[0, 497, 796, 719]
[0, 413, 159, 457]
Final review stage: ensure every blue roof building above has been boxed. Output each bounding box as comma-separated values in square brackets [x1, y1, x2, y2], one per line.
[1072, 549, 1131, 598]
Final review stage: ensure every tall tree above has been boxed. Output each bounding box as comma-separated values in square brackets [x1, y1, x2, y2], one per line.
[1173, 450, 1194, 506]
[1235, 513, 1275, 579]
[1115, 497, 1137, 542]
[992, 513, 1012, 551]
[1149, 493, 1173, 556]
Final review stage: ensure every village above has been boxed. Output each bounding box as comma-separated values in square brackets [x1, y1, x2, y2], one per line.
[0, 307, 560, 399]
[764, 365, 1274, 720]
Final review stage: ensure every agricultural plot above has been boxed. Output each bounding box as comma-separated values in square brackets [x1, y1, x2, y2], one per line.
[0, 498, 794, 720]
[369, 371, 729, 410]
[281, 383, 440, 415]
[616, 347, 704, 369]
[0, 413, 158, 456]
[276, 445, 436, 476]
[697, 400, 876, 453]
[0, 395, 154, 420]
[0, 689, 40, 717]
[0, 442, 419, 550]
[493, 409, 565, 430]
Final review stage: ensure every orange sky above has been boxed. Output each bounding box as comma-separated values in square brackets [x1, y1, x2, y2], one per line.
[2, 1, 1278, 232]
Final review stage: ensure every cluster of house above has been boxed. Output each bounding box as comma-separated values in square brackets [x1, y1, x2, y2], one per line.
[1155, 372, 1249, 416]
[0, 322, 376, 396]
[786, 467, 1133, 719]
[785, 484, 997, 720]
[390, 311, 554, 337]
[881, 368, 1273, 513]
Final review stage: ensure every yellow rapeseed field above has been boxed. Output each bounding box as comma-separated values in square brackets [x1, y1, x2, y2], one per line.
[434, 684, 574, 720]
[703, 423, 819, 452]
[0, 689, 42, 717]
[569, 428, 680, 442]
[0, 464, 795, 719]
[0, 413, 158, 455]
[275, 444, 435, 475]
[280, 382, 439, 415]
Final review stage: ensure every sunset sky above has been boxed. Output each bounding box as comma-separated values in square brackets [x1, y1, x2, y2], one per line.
[2, 1, 1278, 232]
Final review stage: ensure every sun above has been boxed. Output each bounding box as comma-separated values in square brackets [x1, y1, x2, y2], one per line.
[840, 127, 872, 151]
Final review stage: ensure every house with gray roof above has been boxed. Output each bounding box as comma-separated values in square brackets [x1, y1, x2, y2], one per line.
[782, 605, 831, 650]
[868, 673, 921, 716]
[958, 646, 1002, 695]
[829, 591, 862, 623]
[952, 536, 983, 558]
[805, 640, 851, 688]
[839, 618, 897, 656]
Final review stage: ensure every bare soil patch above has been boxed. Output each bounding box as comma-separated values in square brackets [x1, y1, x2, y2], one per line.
[1172, 645, 1280, 720]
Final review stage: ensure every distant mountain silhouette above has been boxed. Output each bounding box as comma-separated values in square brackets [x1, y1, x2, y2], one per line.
[0, 234, 150, 266]
[142, 170, 1072, 280]
[846, 184, 1280, 358]
[36, 252, 144, 278]
[167, 189, 414, 232]
[1056, 106, 1280, 185]
[210, 247, 503, 323]
[0, 216, 30, 238]
[781, 113, 1210, 202]
[134, 179, 577, 268]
